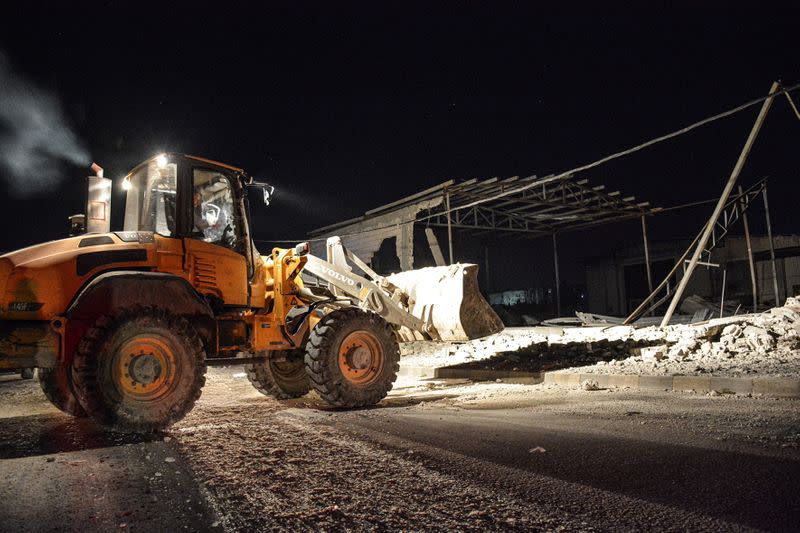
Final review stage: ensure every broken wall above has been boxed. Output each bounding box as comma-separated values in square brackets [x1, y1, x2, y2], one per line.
[312, 197, 443, 272]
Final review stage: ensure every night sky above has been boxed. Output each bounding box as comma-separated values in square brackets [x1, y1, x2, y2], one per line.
[1, 4, 798, 287]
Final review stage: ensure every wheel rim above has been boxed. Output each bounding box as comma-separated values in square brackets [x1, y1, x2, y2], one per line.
[112, 334, 178, 401]
[338, 330, 384, 385]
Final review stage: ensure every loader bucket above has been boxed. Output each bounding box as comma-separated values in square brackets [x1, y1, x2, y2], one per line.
[386, 264, 504, 342]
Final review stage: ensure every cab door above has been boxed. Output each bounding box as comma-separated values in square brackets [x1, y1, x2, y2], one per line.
[183, 167, 248, 307]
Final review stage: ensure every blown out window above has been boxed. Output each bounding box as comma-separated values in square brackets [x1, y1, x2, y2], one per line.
[192, 169, 237, 249]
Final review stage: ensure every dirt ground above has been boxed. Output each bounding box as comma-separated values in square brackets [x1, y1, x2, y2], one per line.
[1, 368, 799, 532]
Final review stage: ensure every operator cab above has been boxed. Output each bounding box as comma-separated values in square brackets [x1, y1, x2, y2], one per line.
[118, 153, 274, 291]
[121, 153, 273, 254]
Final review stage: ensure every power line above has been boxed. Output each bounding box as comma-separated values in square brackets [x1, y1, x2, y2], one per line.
[256, 83, 800, 246]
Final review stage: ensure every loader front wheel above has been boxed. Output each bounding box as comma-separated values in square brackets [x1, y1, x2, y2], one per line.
[72, 307, 206, 433]
[305, 308, 399, 408]
[39, 366, 87, 417]
[246, 349, 310, 400]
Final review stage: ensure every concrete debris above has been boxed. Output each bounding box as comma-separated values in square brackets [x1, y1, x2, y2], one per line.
[640, 345, 668, 362]
[680, 294, 740, 317]
[581, 380, 601, 391]
[570, 296, 800, 378]
[401, 296, 800, 379]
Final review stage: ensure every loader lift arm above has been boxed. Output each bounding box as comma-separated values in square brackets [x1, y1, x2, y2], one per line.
[300, 237, 439, 341]
[298, 236, 503, 342]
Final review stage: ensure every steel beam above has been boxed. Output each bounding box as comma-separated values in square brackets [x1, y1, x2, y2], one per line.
[763, 185, 780, 305]
[553, 233, 561, 317]
[739, 185, 758, 310]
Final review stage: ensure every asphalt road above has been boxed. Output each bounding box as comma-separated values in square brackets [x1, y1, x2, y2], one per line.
[0, 411, 217, 532]
[320, 406, 800, 531]
[1, 369, 798, 532]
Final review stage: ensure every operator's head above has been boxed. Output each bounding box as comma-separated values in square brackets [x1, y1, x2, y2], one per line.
[193, 192, 202, 207]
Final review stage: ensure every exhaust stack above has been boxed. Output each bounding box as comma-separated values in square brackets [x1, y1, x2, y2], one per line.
[85, 162, 112, 234]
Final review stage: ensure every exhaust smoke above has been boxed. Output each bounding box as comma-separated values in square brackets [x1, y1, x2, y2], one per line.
[0, 51, 90, 196]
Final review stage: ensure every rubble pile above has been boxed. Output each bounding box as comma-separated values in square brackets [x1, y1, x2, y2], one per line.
[562, 296, 800, 378]
[401, 297, 800, 378]
[400, 330, 547, 369]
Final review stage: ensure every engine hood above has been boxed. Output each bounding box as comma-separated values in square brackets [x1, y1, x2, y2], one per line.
[0, 232, 156, 320]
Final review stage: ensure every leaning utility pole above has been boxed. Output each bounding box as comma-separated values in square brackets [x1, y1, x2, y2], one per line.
[660, 81, 780, 327]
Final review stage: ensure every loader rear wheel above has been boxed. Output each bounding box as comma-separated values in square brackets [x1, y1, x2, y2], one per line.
[72, 307, 206, 433]
[38, 366, 87, 417]
[305, 308, 399, 408]
[246, 349, 310, 400]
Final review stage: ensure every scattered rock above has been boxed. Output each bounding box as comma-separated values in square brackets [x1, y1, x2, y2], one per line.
[641, 345, 667, 362]
[581, 380, 600, 391]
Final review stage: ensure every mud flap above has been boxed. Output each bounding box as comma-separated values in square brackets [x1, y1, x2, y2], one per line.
[387, 264, 503, 342]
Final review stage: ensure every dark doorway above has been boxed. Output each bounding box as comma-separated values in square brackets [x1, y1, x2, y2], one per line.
[624, 258, 677, 313]
[371, 237, 401, 276]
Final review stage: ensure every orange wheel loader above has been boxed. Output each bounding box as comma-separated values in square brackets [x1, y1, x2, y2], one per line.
[0, 154, 502, 432]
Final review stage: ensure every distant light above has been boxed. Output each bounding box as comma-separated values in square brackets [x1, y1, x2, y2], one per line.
[122, 177, 132, 191]
[155, 154, 168, 168]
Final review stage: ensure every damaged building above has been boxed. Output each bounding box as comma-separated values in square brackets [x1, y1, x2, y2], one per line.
[585, 234, 800, 316]
[309, 173, 652, 317]
[309, 170, 787, 325]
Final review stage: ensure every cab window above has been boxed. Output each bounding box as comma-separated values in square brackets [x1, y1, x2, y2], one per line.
[123, 160, 178, 237]
[191, 169, 238, 249]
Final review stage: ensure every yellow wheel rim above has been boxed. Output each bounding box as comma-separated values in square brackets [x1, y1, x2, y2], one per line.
[337, 330, 384, 386]
[113, 335, 177, 401]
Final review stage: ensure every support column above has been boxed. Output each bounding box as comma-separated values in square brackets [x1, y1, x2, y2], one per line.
[445, 190, 454, 264]
[484, 245, 491, 293]
[720, 267, 727, 318]
[641, 215, 653, 296]
[395, 223, 414, 272]
[763, 186, 780, 306]
[553, 233, 561, 317]
[739, 185, 758, 310]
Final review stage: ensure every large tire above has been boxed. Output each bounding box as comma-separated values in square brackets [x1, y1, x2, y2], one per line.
[305, 308, 399, 408]
[72, 307, 206, 433]
[246, 349, 310, 400]
[38, 366, 87, 417]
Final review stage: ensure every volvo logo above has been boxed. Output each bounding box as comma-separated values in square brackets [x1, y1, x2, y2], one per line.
[317, 265, 356, 286]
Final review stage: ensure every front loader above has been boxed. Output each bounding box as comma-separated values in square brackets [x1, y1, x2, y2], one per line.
[0, 153, 502, 432]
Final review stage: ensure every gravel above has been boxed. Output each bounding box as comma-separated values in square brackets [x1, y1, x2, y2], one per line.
[169, 370, 587, 531]
[171, 369, 800, 531]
